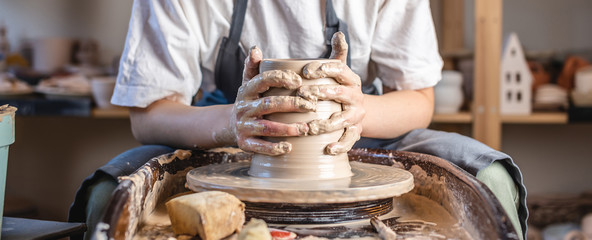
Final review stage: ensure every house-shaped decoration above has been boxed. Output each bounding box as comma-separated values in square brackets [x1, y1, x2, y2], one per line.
[500, 33, 532, 115]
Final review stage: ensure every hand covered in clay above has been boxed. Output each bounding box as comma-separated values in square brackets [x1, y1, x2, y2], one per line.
[299, 32, 365, 155]
[228, 47, 315, 156]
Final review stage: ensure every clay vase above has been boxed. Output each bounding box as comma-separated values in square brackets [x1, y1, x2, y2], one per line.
[528, 61, 551, 92]
[557, 56, 590, 91]
[434, 70, 464, 114]
[249, 59, 352, 180]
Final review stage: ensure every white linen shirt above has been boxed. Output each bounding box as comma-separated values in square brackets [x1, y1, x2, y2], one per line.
[112, 0, 443, 107]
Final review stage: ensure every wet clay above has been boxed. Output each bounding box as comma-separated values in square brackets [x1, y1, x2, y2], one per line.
[250, 58, 350, 180]
[95, 150, 196, 240]
[133, 193, 471, 240]
[0, 104, 17, 122]
[274, 194, 470, 240]
[187, 161, 413, 203]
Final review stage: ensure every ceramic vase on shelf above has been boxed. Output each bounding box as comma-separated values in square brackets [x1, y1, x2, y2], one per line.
[249, 58, 352, 180]
[434, 70, 464, 114]
[91, 76, 118, 109]
[32, 38, 73, 73]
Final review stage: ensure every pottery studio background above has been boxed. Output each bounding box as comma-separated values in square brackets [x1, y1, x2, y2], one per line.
[1, 0, 591, 225]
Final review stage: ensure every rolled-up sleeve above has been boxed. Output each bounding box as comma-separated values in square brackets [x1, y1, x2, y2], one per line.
[371, 0, 443, 90]
[112, 0, 202, 107]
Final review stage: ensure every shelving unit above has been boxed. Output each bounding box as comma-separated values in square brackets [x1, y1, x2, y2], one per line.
[91, 107, 129, 118]
[431, 0, 573, 149]
[501, 112, 568, 124]
[432, 112, 568, 124]
[432, 112, 472, 124]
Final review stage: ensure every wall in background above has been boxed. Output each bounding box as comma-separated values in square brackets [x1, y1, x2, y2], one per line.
[464, 0, 592, 53]
[502, 125, 592, 195]
[0, 0, 132, 65]
[6, 117, 139, 221]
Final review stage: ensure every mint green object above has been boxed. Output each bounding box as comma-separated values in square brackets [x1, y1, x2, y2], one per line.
[0, 105, 16, 238]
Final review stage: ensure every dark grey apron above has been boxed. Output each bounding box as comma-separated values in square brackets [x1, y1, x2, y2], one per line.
[213, 0, 352, 103]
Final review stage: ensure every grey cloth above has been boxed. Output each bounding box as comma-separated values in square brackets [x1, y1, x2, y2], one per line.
[354, 128, 528, 238]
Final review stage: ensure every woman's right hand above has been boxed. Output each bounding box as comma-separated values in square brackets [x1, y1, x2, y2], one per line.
[226, 47, 316, 155]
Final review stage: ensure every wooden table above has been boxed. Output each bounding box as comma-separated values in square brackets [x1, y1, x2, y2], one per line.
[1, 217, 86, 240]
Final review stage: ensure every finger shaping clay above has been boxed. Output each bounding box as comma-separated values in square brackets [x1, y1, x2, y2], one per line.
[185, 59, 414, 224]
[250, 58, 350, 180]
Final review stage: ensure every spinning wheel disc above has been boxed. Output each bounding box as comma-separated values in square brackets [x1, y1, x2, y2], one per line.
[186, 161, 414, 204]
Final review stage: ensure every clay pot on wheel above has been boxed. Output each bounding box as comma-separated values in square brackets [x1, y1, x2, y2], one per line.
[249, 59, 352, 180]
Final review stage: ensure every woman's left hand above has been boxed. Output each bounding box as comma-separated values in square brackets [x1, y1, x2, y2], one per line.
[299, 32, 365, 155]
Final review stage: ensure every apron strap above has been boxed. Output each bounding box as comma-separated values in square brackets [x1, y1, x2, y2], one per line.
[227, 0, 248, 51]
[213, 0, 351, 103]
[214, 0, 249, 102]
[321, 0, 351, 67]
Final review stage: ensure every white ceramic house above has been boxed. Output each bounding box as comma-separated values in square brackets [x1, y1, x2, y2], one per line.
[500, 33, 532, 115]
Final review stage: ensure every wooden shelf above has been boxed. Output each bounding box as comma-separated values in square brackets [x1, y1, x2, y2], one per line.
[501, 112, 568, 124]
[432, 112, 473, 123]
[91, 107, 129, 118]
[433, 111, 568, 124]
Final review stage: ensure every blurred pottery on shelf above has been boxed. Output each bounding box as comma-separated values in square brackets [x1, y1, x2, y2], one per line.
[31, 38, 73, 74]
[529, 61, 551, 92]
[500, 33, 532, 115]
[36, 73, 91, 99]
[458, 58, 474, 103]
[557, 56, 589, 91]
[434, 70, 464, 114]
[542, 223, 584, 240]
[527, 225, 542, 240]
[571, 91, 592, 107]
[575, 66, 592, 95]
[534, 84, 568, 110]
[75, 39, 99, 66]
[91, 76, 118, 109]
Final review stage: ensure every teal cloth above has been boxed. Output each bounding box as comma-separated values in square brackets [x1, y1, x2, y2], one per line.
[477, 161, 523, 240]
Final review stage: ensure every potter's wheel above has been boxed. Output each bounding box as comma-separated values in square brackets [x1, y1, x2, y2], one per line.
[187, 161, 413, 203]
[186, 161, 413, 223]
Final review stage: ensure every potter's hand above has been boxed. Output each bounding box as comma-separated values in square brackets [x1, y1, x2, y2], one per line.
[299, 32, 365, 155]
[230, 47, 314, 156]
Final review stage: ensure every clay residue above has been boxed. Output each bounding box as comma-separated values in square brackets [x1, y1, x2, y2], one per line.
[407, 165, 460, 219]
[106, 150, 195, 239]
[132, 192, 471, 239]
[278, 193, 470, 239]
[0, 104, 17, 120]
[208, 147, 245, 154]
[156, 149, 192, 165]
